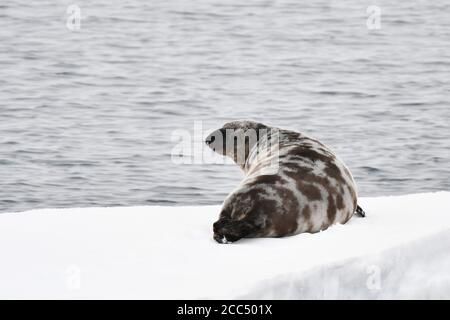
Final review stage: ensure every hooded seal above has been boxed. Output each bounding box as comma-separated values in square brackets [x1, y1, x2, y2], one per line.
[205, 120, 364, 244]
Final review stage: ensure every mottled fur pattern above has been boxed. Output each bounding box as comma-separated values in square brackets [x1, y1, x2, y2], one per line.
[205, 121, 359, 244]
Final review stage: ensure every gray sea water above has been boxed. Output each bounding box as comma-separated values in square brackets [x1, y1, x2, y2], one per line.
[1, 0, 449, 213]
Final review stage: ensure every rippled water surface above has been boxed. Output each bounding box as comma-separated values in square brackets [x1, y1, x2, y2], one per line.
[1, 0, 449, 213]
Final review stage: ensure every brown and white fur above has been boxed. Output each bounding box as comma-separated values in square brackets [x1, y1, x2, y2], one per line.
[205, 120, 364, 244]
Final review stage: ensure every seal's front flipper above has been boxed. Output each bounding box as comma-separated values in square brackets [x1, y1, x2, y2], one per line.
[213, 219, 258, 244]
[355, 205, 366, 217]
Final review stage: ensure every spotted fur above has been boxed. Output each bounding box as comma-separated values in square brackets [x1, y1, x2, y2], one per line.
[205, 121, 360, 244]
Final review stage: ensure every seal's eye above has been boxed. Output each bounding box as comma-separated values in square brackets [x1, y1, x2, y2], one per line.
[206, 136, 215, 145]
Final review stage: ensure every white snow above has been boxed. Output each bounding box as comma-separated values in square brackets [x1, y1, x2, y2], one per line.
[0, 192, 449, 299]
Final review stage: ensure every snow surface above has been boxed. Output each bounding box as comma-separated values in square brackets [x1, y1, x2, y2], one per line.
[0, 192, 449, 299]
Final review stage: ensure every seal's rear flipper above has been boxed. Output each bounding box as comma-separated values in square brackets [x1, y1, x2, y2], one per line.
[355, 205, 366, 217]
[213, 218, 259, 244]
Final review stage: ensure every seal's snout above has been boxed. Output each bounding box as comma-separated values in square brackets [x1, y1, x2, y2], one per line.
[205, 135, 215, 145]
[213, 219, 233, 244]
[206, 128, 225, 145]
[213, 219, 243, 244]
[205, 128, 228, 156]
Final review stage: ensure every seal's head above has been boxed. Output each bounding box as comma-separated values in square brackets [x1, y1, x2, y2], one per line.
[205, 121, 268, 165]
